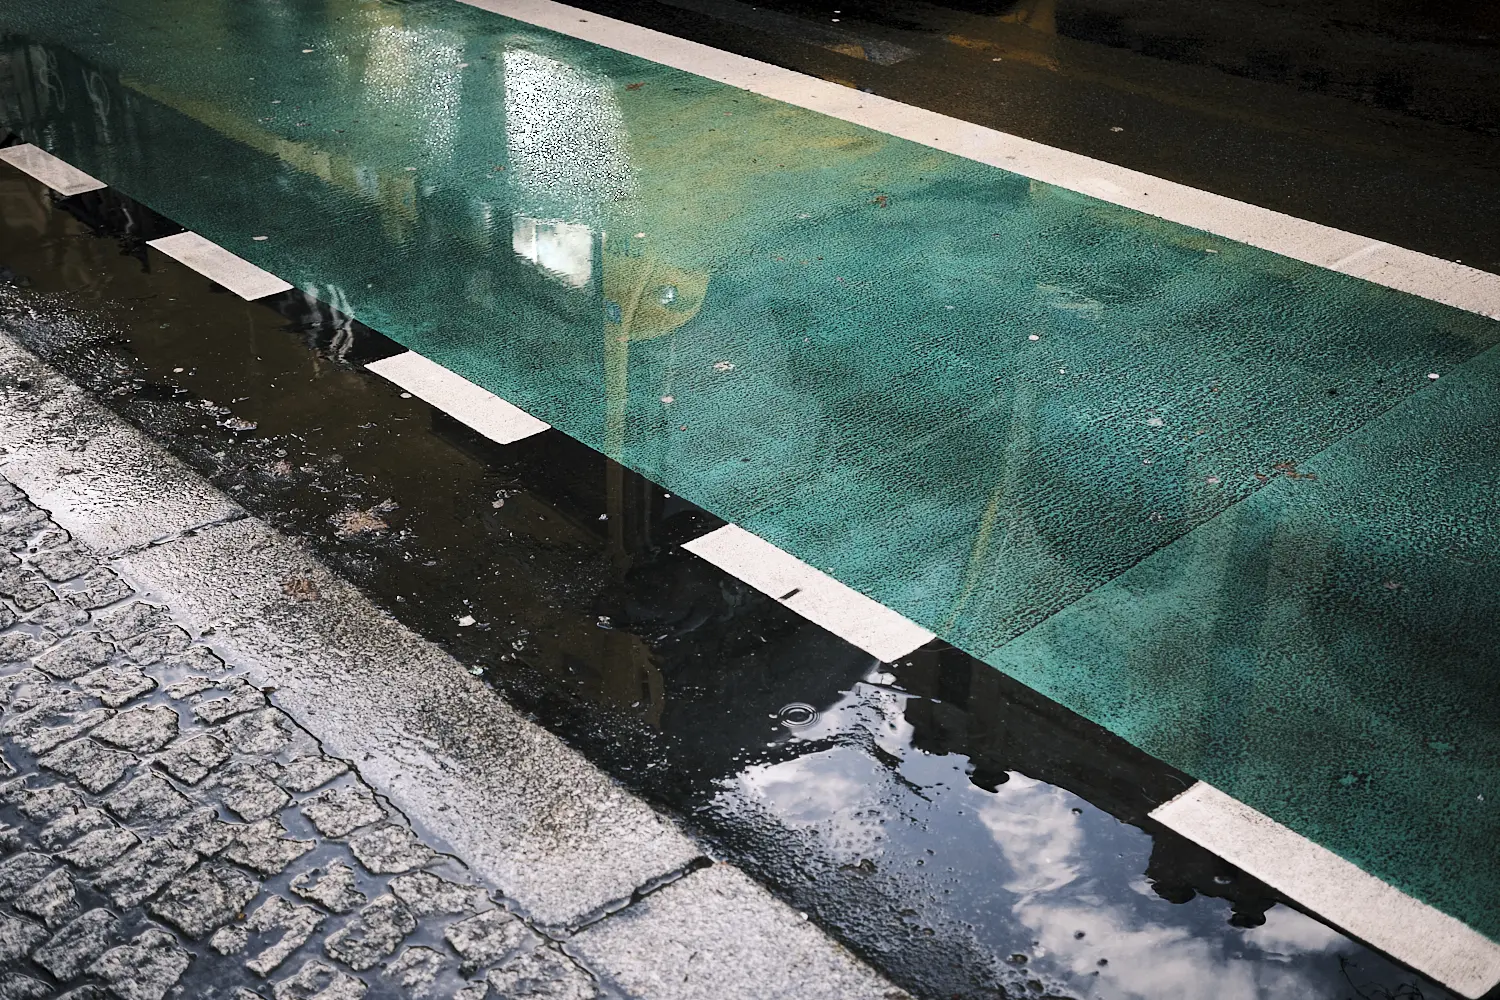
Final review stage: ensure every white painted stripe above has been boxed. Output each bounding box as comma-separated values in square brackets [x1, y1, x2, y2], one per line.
[366, 351, 551, 445]
[683, 524, 934, 662]
[1152, 782, 1500, 999]
[463, 0, 1500, 320]
[0, 143, 107, 197]
[145, 232, 293, 300]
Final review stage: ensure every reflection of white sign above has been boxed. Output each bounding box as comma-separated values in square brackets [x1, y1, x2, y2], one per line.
[512, 215, 593, 289]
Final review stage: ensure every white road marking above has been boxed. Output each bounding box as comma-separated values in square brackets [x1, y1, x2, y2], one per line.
[683, 524, 934, 662]
[463, 0, 1500, 320]
[145, 231, 293, 300]
[0, 143, 107, 197]
[366, 351, 552, 445]
[1152, 782, 1500, 999]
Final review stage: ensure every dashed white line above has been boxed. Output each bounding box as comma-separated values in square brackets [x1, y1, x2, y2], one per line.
[464, 0, 1500, 320]
[365, 351, 552, 445]
[0, 143, 107, 197]
[145, 232, 293, 301]
[683, 524, 934, 662]
[1151, 782, 1500, 999]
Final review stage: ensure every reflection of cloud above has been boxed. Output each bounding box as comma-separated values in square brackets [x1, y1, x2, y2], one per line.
[512, 215, 592, 288]
[976, 774, 1083, 895]
[731, 748, 891, 862]
[1242, 904, 1348, 959]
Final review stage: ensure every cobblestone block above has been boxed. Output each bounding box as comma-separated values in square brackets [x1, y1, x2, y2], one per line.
[88, 927, 191, 1000]
[3, 688, 91, 737]
[384, 945, 448, 997]
[0, 909, 47, 961]
[78, 665, 157, 707]
[156, 731, 230, 784]
[39, 738, 136, 792]
[277, 754, 348, 794]
[454, 984, 489, 1000]
[222, 817, 314, 876]
[120, 625, 192, 665]
[164, 807, 238, 857]
[210, 923, 248, 956]
[27, 599, 92, 636]
[17, 708, 114, 755]
[57, 828, 139, 869]
[389, 871, 485, 918]
[0, 974, 49, 999]
[0, 851, 54, 900]
[0, 565, 56, 609]
[0, 603, 14, 630]
[349, 824, 433, 875]
[16, 782, 84, 822]
[221, 708, 294, 755]
[0, 632, 47, 664]
[486, 946, 600, 1000]
[161, 645, 226, 674]
[194, 680, 266, 724]
[0, 822, 21, 852]
[444, 909, 535, 972]
[165, 675, 216, 700]
[39, 805, 113, 850]
[14, 867, 79, 926]
[323, 893, 415, 971]
[245, 894, 324, 977]
[32, 544, 95, 582]
[33, 633, 113, 680]
[290, 863, 366, 914]
[92, 705, 180, 754]
[32, 907, 119, 980]
[148, 863, 260, 938]
[95, 601, 172, 641]
[300, 785, 385, 838]
[65, 567, 133, 610]
[54, 988, 108, 1000]
[213, 759, 291, 821]
[93, 838, 198, 907]
[104, 774, 193, 824]
[272, 959, 367, 1000]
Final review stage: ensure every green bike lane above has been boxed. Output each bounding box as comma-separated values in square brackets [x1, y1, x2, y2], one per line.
[3, 0, 1497, 985]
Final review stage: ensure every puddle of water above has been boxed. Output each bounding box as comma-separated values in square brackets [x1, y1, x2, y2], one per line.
[0, 158, 1457, 1000]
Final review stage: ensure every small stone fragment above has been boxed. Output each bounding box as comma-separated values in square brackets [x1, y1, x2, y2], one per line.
[221, 708, 294, 754]
[39, 806, 113, 850]
[193, 678, 266, 723]
[120, 625, 192, 665]
[88, 927, 191, 1000]
[91, 705, 180, 753]
[384, 946, 448, 997]
[222, 817, 314, 876]
[277, 754, 349, 793]
[14, 867, 79, 926]
[65, 567, 133, 610]
[105, 773, 192, 823]
[290, 863, 366, 914]
[31, 544, 94, 582]
[0, 852, 55, 900]
[210, 923, 248, 955]
[389, 871, 485, 917]
[39, 738, 136, 792]
[148, 863, 260, 938]
[32, 908, 119, 980]
[486, 946, 599, 1000]
[272, 959, 367, 1000]
[33, 633, 113, 680]
[58, 828, 139, 869]
[92, 839, 198, 907]
[95, 601, 172, 641]
[323, 894, 415, 970]
[156, 732, 231, 784]
[349, 824, 433, 875]
[164, 807, 238, 857]
[165, 675, 217, 699]
[0, 910, 48, 962]
[78, 665, 157, 707]
[16, 708, 114, 754]
[212, 759, 291, 821]
[444, 909, 534, 972]
[300, 784, 385, 838]
[245, 895, 325, 976]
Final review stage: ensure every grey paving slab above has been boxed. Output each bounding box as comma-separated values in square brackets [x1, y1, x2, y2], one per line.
[572, 864, 912, 1000]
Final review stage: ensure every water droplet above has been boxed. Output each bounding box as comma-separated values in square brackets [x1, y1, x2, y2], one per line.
[457, 615, 476, 627]
[777, 703, 817, 728]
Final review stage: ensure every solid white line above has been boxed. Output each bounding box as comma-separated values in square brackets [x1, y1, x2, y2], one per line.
[145, 232, 293, 301]
[461, 0, 1500, 320]
[366, 351, 552, 445]
[0, 144, 107, 197]
[683, 524, 934, 662]
[1151, 782, 1500, 999]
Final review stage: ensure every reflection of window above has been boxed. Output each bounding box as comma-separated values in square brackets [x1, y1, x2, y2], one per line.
[511, 215, 593, 289]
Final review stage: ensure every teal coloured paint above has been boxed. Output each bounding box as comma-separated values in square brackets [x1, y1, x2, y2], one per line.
[2, 0, 1498, 938]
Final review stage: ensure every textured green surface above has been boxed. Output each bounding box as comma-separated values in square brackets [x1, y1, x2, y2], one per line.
[3, 0, 1498, 939]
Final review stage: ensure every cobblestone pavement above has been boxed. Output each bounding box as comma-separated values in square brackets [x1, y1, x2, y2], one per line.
[0, 472, 610, 999]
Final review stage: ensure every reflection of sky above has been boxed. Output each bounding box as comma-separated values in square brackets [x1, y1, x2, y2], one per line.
[718, 678, 1445, 999]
